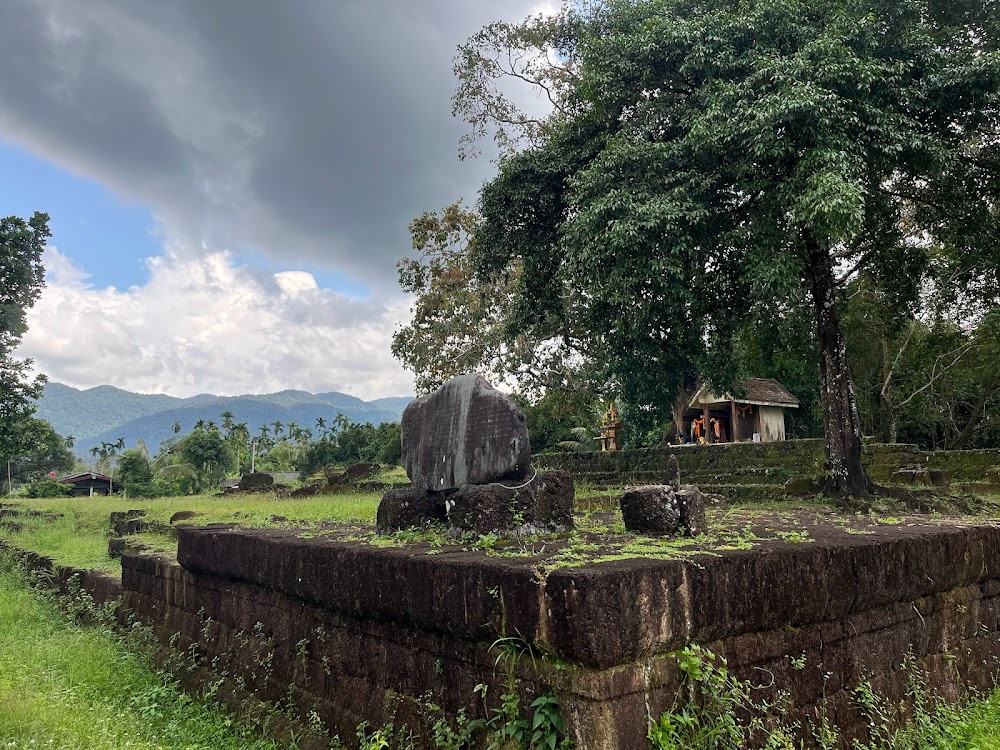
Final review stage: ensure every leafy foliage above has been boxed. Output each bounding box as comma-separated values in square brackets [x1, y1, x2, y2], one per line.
[117, 449, 154, 491]
[0, 212, 50, 461]
[4, 420, 77, 487]
[456, 0, 1000, 496]
[178, 428, 232, 491]
[24, 478, 72, 498]
[298, 420, 401, 475]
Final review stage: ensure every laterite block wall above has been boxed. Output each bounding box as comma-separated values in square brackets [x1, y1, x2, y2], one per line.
[533, 441, 1000, 488]
[114, 522, 1000, 748]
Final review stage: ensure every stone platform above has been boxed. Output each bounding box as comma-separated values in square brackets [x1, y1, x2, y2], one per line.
[117, 518, 1000, 747]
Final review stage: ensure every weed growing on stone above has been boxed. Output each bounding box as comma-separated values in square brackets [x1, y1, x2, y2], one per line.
[650, 644, 1000, 750]
[468, 636, 573, 750]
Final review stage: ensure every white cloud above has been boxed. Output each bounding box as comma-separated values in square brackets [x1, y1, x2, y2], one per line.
[0, 0, 546, 288]
[17, 248, 414, 400]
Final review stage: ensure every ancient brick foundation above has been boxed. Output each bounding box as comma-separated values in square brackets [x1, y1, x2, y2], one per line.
[103, 522, 1000, 748]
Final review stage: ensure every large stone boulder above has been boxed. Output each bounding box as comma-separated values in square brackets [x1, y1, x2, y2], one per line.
[402, 374, 531, 491]
[620, 484, 707, 537]
[376, 487, 448, 533]
[447, 471, 574, 536]
[620, 486, 681, 536]
[238, 472, 274, 490]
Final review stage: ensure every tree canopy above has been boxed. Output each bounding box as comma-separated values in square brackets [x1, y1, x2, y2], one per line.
[0, 212, 51, 461]
[451, 0, 1000, 498]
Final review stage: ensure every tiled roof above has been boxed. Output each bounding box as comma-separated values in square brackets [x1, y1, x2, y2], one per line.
[739, 378, 800, 407]
[690, 378, 800, 408]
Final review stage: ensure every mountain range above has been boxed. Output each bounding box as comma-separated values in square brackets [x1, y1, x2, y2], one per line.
[35, 383, 413, 457]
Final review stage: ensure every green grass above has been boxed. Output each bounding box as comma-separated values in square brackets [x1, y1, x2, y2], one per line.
[0, 491, 383, 572]
[0, 553, 289, 750]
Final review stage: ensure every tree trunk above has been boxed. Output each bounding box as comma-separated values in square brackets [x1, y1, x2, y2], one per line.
[672, 389, 691, 442]
[804, 236, 871, 499]
[948, 373, 998, 449]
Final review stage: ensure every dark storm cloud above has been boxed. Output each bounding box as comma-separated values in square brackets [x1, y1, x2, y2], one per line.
[0, 0, 546, 288]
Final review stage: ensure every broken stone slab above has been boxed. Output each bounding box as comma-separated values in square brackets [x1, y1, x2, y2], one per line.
[446, 470, 575, 537]
[675, 485, 708, 536]
[620, 484, 707, 537]
[169, 510, 199, 525]
[110, 509, 149, 537]
[662, 454, 681, 491]
[238, 472, 274, 490]
[376, 487, 448, 533]
[402, 373, 531, 491]
[328, 462, 380, 485]
[108, 537, 151, 559]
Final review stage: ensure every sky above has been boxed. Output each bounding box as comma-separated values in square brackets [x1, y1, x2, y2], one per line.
[1, 0, 553, 400]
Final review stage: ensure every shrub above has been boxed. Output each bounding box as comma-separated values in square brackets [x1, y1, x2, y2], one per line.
[24, 478, 71, 498]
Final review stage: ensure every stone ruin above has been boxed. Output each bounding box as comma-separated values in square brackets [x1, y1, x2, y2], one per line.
[377, 373, 574, 536]
[619, 454, 708, 536]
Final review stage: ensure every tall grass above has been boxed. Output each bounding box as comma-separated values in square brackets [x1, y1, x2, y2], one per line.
[0, 553, 288, 749]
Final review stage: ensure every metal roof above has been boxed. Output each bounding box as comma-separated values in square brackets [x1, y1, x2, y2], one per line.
[58, 472, 117, 484]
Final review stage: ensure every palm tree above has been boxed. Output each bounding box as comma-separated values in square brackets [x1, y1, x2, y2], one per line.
[173, 421, 182, 435]
[221, 410, 235, 433]
[272, 420, 284, 439]
[194, 419, 206, 431]
[116, 436, 125, 451]
[64, 435, 75, 449]
[315, 417, 327, 434]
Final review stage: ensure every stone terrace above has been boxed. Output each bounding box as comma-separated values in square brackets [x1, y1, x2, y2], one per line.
[116, 516, 1000, 748]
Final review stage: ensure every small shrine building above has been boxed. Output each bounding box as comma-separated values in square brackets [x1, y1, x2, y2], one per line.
[685, 378, 800, 444]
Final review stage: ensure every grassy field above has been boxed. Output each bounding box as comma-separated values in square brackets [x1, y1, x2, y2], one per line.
[0, 491, 383, 572]
[0, 552, 292, 750]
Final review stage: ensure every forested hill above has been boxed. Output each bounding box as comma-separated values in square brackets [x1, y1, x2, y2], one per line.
[36, 383, 412, 456]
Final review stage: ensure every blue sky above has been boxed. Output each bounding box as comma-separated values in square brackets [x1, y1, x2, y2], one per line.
[0, 139, 160, 290]
[1, 139, 372, 298]
[0, 0, 545, 398]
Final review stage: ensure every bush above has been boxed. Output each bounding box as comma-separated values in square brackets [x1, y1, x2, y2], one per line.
[24, 478, 71, 498]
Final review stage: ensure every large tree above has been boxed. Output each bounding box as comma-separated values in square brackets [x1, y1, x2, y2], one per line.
[392, 201, 601, 396]
[457, 0, 1000, 499]
[0, 213, 50, 462]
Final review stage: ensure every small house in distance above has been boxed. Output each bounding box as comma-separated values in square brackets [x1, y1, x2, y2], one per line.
[58, 472, 121, 497]
[685, 378, 800, 443]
